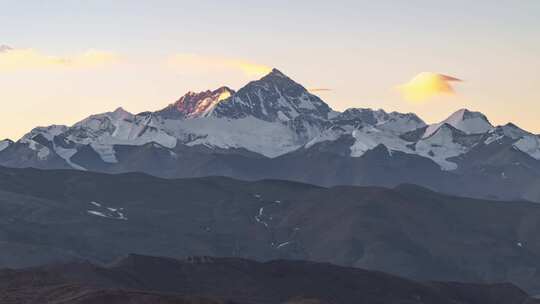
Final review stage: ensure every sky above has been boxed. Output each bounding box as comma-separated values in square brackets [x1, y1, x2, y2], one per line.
[1, 0, 539, 140]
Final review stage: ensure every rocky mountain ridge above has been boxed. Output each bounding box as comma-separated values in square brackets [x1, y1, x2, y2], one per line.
[1, 69, 540, 202]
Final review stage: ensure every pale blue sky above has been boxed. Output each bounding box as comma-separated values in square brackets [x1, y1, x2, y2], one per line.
[1, 0, 539, 139]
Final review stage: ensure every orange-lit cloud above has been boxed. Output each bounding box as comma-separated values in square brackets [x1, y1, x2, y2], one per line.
[0, 46, 119, 71]
[70, 50, 119, 67]
[166, 53, 271, 77]
[397, 72, 462, 103]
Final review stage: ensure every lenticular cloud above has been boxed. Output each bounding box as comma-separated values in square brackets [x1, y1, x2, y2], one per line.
[398, 72, 462, 103]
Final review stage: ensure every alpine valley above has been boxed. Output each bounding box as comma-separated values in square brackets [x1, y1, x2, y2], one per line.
[1, 69, 540, 202]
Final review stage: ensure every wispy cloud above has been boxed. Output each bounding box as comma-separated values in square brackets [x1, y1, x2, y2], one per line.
[0, 45, 13, 52]
[397, 72, 462, 103]
[0, 46, 119, 71]
[166, 53, 271, 77]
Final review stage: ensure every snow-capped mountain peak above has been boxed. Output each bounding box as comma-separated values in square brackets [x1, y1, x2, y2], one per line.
[483, 123, 540, 160]
[331, 108, 426, 134]
[265, 68, 288, 78]
[486, 123, 529, 142]
[211, 68, 332, 122]
[424, 108, 493, 138]
[156, 87, 235, 119]
[111, 107, 133, 120]
[447, 109, 490, 125]
[21, 125, 69, 142]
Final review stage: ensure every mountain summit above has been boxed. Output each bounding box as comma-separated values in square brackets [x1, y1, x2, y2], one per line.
[424, 108, 493, 138]
[211, 68, 332, 122]
[157, 86, 235, 119]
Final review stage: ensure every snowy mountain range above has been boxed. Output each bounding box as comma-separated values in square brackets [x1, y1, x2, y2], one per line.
[1, 68, 540, 201]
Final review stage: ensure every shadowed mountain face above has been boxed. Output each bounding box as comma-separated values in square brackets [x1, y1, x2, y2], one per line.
[2, 70, 540, 202]
[1, 166, 540, 294]
[0, 255, 536, 304]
